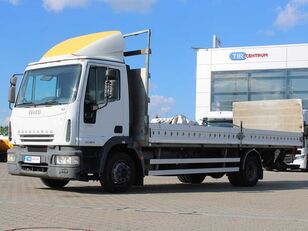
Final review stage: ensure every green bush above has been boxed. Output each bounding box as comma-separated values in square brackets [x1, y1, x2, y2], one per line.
[0, 127, 8, 136]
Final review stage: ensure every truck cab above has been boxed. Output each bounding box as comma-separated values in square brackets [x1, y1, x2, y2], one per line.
[289, 110, 308, 170]
[202, 111, 233, 128]
[7, 31, 148, 191]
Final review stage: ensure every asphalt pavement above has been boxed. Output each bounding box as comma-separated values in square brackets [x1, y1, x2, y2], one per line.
[0, 163, 308, 231]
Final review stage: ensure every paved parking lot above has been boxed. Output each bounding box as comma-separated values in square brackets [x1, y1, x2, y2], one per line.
[0, 163, 308, 231]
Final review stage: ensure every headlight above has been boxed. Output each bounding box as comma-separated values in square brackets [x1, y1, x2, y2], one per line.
[55, 156, 80, 165]
[295, 155, 304, 160]
[7, 153, 16, 162]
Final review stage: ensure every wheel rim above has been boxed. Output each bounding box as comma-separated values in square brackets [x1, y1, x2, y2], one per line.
[246, 162, 258, 181]
[111, 161, 131, 185]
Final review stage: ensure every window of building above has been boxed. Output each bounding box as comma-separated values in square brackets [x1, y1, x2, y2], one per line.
[211, 68, 308, 111]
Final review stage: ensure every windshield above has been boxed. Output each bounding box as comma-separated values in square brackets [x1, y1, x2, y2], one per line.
[16, 65, 81, 107]
[203, 119, 233, 127]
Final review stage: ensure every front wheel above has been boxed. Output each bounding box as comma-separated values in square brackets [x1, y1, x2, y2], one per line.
[177, 174, 206, 184]
[40, 178, 70, 188]
[101, 152, 136, 193]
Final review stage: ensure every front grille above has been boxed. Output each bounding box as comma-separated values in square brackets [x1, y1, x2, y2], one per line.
[21, 163, 48, 172]
[27, 146, 48, 152]
[20, 134, 54, 142]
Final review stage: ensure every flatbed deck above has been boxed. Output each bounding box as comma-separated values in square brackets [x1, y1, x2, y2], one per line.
[149, 123, 302, 148]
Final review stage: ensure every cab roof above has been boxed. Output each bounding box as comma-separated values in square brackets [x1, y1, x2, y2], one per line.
[40, 31, 125, 63]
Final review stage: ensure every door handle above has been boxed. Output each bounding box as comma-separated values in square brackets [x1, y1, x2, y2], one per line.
[114, 126, 123, 134]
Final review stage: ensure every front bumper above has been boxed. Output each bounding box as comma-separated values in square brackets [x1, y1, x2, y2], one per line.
[7, 146, 82, 180]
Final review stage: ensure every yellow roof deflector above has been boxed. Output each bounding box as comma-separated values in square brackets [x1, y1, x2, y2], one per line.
[41, 31, 125, 62]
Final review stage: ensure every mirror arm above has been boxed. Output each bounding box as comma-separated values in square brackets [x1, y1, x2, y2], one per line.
[97, 100, 109, 111]
[10, 73, 23, 86]
[93, 76, 111, 112]
[99, 76, 111, 110]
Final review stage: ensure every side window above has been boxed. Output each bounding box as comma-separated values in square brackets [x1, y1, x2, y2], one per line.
[97, 67, 107, 104]
[23, 76, 34, 103]
[84, 66, 120, 124]
[108, 69, 121, 102]
[85, 67, 97, 105]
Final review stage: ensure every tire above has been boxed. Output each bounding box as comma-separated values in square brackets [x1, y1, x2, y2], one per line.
[228, 155, 261, 187]
[0, 152, 7, 162]
[275, 162, 287, 171]
[40, 178, 69, 188]
[265, 167, 274, 171]
[101, 152, 135, 193]
[210, 173, 225, 179]
[177, 174, 205, 184]
[177, 175, 189, 183]
[227, 173, 243, 186]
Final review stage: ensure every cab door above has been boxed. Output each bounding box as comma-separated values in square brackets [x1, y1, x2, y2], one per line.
[79, 63, 124, 146]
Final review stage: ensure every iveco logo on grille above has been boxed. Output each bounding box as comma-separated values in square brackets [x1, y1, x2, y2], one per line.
[29, 110, 41, 115]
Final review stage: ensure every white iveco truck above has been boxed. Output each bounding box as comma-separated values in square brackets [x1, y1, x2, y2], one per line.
[7, 30, 305, 192]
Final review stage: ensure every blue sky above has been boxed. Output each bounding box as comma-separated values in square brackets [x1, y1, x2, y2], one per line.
[1, 0, 308, 125]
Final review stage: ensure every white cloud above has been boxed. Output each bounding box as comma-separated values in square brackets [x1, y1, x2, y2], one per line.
[8, 0, 20, 5]
[7, 0, 158, 13]
[42, 0, 89, 12]
[149, 95, 175, 118]
[274, 0, 308, 30]
[102, 0, 157, 13]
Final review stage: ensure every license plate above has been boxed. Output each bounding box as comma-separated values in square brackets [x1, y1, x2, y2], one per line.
[24, 155, 41, 164]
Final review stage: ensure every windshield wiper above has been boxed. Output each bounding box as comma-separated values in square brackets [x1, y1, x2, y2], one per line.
[35, 100, 63, 106]
[15, 102, 35, 107]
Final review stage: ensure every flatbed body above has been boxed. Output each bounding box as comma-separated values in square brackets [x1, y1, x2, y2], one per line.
[149, 123, 302, 147]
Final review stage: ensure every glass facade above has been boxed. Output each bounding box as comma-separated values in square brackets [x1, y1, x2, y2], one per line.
[211, 68, 308, 111]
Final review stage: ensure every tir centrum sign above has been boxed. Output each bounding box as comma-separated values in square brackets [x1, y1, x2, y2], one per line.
[229, 52, 269, 61]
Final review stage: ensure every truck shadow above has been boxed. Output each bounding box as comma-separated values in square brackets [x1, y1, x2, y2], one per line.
[41, 180, 308, 195]
[135, 180, 308, 194]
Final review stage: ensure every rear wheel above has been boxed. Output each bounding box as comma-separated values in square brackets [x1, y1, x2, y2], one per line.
[177, 174, 206, 184]
[177, 175, 188, 183]
[210, 173, 225, 179]
[100, 152, 136, 193]
[275, 161, 287, 171]
[40, 178, 70, 188]
[228, 155, 261, 187]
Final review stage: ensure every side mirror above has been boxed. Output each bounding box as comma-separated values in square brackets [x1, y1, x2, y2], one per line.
[10, 75, 18, 86]
[8, 75, 18, 104]
[202, 117, 208, 126]
[104, 80, 118, 100]
[105, 68, 117, 79]
[8, 86, 16, 104]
